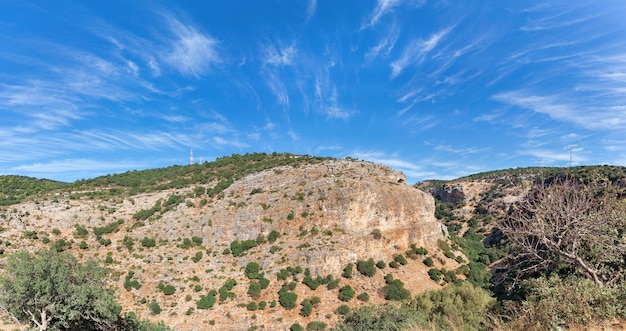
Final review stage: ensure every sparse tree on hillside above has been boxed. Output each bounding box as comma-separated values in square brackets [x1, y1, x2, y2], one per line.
[0, 248, 122, 331]
[499, 177, 626, 287]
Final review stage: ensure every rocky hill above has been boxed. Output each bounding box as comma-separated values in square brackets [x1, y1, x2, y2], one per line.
[0, 154, 453, 330]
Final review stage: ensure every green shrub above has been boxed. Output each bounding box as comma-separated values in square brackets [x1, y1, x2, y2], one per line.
[245, 262, 261, 279]
[197, 291, 217, 309]
[300, 299, 313, 317]
[376, 260, 386, 269]
[389, 261, 399, 268]
[337, 304, 350, 315]
[230, 239, 257, 256]
[191, 236, 203, 245]
[194, 285, 202, 292]
[393, 254, 408, 266]
[357, 292, 370, 302]
[79, 241, 88, 250]
[148, 300, 161, 314]
[74, 224, 88, 237]
[122, 236, 134, 251]
[259, 277, 270, 289]
[335, 304, 426, 330]
[428, 268, 441, 281]
[258, 301, 267, 310]
[158, 282, 176, 295]
[383, 276, 410, 301]
[306, 321, 327, 331]
[246, 301, 257, 311]
[371, 229, 382, 239]
[248, 281, 262, 299]
[93, 220, 121, 236]
[339, 285, 355, 302]
[278, 284, 298, 310]
[409, 281, 495, 330]
[191, 251, 203, 263]
[124, 271, 141, 291]
[342, 263, 353, 278]
[326, 278, 340, 290]
[268, 230, 280, 243]
[141, 237, 156, 248]
[290, 323, 304, 331]
[357, 259, 377, 277]
[423, 256, 434, 267]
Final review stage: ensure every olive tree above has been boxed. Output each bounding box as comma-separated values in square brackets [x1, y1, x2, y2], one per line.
[0, 248, 122, 330]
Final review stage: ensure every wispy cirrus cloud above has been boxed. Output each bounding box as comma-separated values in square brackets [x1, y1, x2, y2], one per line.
[493, 91, 626, 131]
[306, 0, 317, 22]
[390, 26, 453, 78]
[365, 22, 400, 62]
[362, 0, 425, 30]
[164, 15, 220, 77]
[262, 41, 297, 67]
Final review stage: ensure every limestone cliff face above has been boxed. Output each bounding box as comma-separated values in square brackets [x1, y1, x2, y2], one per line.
[160, 159, 444, 275]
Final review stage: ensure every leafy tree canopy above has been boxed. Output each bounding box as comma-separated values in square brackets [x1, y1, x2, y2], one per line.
[0, 249, 122, 331]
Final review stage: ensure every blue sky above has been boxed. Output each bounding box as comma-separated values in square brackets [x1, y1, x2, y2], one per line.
[1, 1, 626, 183]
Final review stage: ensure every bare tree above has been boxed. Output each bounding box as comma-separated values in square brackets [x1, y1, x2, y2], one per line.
[499, 177, 626, 287]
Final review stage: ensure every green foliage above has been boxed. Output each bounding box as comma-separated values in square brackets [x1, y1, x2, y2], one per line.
[342, 263, 353, 278]
[383, 275, 411, 301]
[52, 238, 71, 252]
[300, 299, 313, 317]
[268, 230, 280, 243]
[428, 268, 441, 282]
[357, 292, 370, 302]
[326, 277, 340, 290]
[335, 304, 427, 331]
[0, 175, 68, 206]
[23, 230, 38, 239]
[423, 256, 434, 267]
[192, 236, 203, 245]
[230, 239, 257, 256]
[74, 224, 89, 237]
[357, 258, 377, 277]
[246, 301, 258, 311]
[376, 260, 386, 269]
[409, 281, 495, 330]
[245, 262, 261, 279]
[278, 283, 298, 309]
[337, 304, 350, 315]
[197, 291, 217, 309]
[148, 300, 161, 314]
[371, 228, 382, 239]
[248, 281, 262, 299]
[122, 235, 134, 251]
[218, 278, 237, 301]
[513, 276, 626, 329]
[191, 251, 203, 263]
[79, 240, 88, 250]
[158, 282, 176, 295]
[338, 285, 355, 302]
[0, 249, 123, 330]
[124, 271, 141, 291]
[393, 254, 408, 266]
[93, 220, 122, 236]
[141, 237, 156, 248]
[306, 321, 327, 331]
[290, 323, 304, 331]
[133, 202, 161, 221]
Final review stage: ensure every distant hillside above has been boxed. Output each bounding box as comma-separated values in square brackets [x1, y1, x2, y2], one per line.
[0, 175, 69, 206]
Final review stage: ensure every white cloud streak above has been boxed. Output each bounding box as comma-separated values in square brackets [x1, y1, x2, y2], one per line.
[390, 26, 453, 78]
[164, 16, 220, 77]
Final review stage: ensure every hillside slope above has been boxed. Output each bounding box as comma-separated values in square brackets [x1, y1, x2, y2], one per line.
[0, 156, 450, 330]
